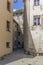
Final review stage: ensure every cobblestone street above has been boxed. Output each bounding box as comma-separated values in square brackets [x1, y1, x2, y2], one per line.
[0, 49, 43, 65]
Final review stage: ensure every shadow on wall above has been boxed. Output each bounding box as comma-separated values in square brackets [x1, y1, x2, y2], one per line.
[23, 7, 36, 55]
[13, 20, 24, 51]
[29, 29, 37, 54]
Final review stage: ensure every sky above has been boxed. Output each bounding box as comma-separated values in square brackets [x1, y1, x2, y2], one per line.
[13, 0, 24, 10]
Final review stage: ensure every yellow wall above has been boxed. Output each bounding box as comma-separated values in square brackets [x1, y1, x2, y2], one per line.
[0, 0, 13, 57]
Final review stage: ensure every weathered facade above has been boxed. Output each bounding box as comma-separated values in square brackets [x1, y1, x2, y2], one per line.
[13, 9, 24, 50]
[24, 0, 43, 55]
[0, 0, 13, 57]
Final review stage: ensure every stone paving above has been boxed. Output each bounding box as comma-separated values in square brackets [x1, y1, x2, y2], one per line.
[0, 49, 43, 65]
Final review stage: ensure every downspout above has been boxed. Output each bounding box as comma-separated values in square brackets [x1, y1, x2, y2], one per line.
[24, 0, 30, 52]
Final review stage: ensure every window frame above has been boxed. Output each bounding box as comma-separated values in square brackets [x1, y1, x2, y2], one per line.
[34, 0, 40, 6]
[7, 0, 11, 12]
[6, 20, 10, 32]
[34, 16, 40, 25]
[6, 42, 10, 48]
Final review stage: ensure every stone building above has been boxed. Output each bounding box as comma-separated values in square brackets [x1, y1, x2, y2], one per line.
[0, 0, 13, 57]
[13, 9, 24, 50]
[24, 0, 43, 55]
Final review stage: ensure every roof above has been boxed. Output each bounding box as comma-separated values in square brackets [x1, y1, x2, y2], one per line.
[13, 9, 24, 15]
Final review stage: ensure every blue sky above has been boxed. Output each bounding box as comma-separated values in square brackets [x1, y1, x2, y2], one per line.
[13, 0, 24, 10]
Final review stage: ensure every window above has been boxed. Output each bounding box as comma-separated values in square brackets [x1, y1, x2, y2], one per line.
[7, 0, 10, 12]
[7, 21, 10, 31]
[34, 0, 40, 6]
[6, 42, 10, 48]
[34, 17, 40, 25]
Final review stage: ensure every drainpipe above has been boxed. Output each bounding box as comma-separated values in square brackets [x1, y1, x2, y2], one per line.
[24, 0, 30, 52]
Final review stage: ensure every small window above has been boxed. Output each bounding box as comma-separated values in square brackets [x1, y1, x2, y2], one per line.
[34, 0, 40, 6]
[7, 0, 10, 12]
[34, 17, 40, 25]
[6, 42, 10, 48]
[7, 21, 10, 31]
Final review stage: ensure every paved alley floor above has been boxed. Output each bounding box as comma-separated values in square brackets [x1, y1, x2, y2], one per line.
[0, 49, 43, 65]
